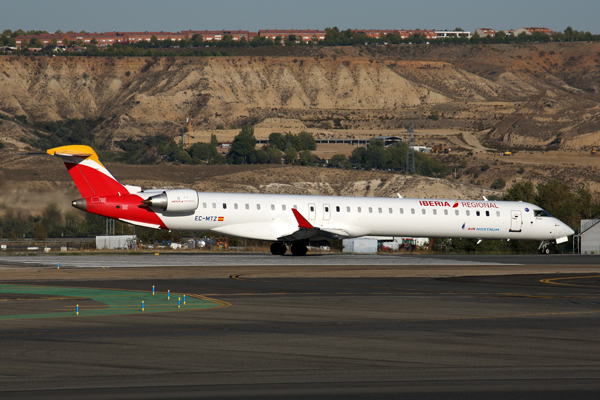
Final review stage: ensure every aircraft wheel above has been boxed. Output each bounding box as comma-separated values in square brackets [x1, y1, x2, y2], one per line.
[544, 248, 550, 254]
[290, 243, 308, 256]
[270, 242, 287, 256]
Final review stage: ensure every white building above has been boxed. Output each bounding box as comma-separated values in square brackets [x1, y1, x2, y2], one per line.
[435, 30, 471, 39]
[578, 219, 600, 255]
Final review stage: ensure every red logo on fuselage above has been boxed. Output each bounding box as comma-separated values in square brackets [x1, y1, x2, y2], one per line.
[418, 200, 499, 209]
[419, 201, 452, 207]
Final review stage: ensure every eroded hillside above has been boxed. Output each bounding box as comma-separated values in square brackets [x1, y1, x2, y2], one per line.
[1, 42, 599, 150]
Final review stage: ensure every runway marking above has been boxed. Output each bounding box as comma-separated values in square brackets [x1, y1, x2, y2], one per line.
[541, 276, 600, 289]
[0, 284, 225, 320]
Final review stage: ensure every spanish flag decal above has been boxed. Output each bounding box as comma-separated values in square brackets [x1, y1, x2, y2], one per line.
[218, 216, 224, 221]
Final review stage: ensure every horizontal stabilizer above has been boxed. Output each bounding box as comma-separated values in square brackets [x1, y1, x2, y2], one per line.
[119, 219, 162, 230]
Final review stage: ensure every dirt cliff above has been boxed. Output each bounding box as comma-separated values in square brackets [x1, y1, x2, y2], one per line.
[1, 42, 599, 150]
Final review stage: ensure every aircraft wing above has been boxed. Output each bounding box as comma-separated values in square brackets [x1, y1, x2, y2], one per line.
[277, 209, 360, 242]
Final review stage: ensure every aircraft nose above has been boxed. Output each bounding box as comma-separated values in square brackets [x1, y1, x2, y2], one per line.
[566, 226, 575, 236]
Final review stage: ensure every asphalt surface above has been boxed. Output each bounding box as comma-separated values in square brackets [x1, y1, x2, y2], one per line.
[0, 253, 599, 268]
[0, 256, 600, 399]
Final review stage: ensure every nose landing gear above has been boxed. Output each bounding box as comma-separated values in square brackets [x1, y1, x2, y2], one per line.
[539, 241, 551, 254]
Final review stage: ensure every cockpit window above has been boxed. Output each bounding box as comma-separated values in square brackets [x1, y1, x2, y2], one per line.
[534, 210, 552, 217]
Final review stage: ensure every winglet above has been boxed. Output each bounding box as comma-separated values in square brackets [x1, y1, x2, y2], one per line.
[292, 208, 314, 229]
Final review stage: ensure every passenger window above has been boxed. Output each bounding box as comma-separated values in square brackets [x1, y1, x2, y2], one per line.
[271, 204, 275, 210]
[223, 203, 227, 209]
[325, 206, 329, 212]
[293, 205, 297, 209]
[433, 209, 437, 215]
[444, 209, 448, 216]
[496, 211, 500, 217]
[400, 208, 404, 214]
[358, 207, 362, 213]
[455, 210, 459, 216]
[310, 206, 315, 212]
[378, 207, 382, 213]
[389, 208, 393, 214]
[212, 203, 216, 209]
[282, 205, 286, 211]
[476, 211, 480, 217]
[369, 207, 373, 213]
[336, 206, 340, 212]
[411, 208, 415, 214]
[203, 202, 207, 209]
[346, 206, 351, 212]
[245, 204, 249, 210]
[486, 211, 490, 217]
[466, 210, 470, 216]
[257, 204, 261, 210]
[234, 203, 238, 209]
[422, 209, 426, 215]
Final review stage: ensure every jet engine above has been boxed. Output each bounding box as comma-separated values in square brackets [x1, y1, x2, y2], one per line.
[141, 189, 199, 212]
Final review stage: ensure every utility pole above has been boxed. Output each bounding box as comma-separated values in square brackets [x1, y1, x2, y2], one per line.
[405, 122, 416, 174]
[185, 114, 193, 147]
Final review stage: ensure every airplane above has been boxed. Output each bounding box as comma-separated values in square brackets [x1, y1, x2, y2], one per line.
[40, 145, 574, 256]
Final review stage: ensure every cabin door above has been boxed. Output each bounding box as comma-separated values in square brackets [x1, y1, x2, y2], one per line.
[510, 210, 522, 232]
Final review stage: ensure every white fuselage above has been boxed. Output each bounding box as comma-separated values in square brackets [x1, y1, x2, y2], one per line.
[141, 192, 574, 242]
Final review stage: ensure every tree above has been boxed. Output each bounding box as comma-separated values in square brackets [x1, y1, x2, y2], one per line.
[351, 146, 367, 164]
[33, 222, 47, 240]
[282, 133, 301, 151]
[41, 203, 63, 237]
[430, 110, 440, 121]
[20, 38, 29, 48]
[90, 38, 98, 46]
[297, 131, 316, 150]
[228, 126, 257, 164]
[503, 181, 535, 203]
[268, 132, 285, 151]
[263, 147, 282, 164]
[284, 147, 297, 164]
[329, 154, 351, 168]
[62, 38, 70, 47]
[192, 34, 203, 46]
[299, 150, 318, 166]
[30, 38, 43, 48]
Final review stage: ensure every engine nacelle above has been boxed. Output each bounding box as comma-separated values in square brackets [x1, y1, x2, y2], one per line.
[142, 189, 199, 212]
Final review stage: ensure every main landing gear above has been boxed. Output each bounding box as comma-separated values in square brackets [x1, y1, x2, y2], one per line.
[269, 242, 308, 256]
[270, 242, 287, 256]
[290, 243, 308, 257]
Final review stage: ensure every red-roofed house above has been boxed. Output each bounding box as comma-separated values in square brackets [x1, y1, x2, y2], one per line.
[475, 28, 497, 37]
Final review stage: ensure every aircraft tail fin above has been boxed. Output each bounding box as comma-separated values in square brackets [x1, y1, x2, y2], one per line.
[47, 145, 129, 198]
